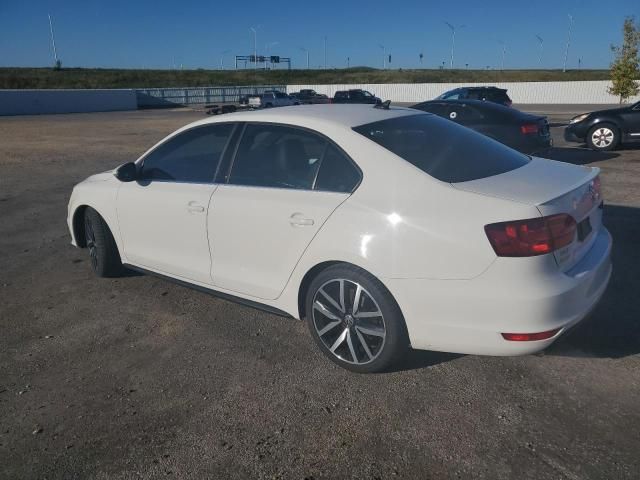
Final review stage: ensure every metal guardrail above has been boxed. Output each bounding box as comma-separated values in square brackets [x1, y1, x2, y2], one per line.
[136, 85, 286, 107]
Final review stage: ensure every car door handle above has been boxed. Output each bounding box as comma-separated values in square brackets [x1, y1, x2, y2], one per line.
[187, 201, 205, 213]
[289, 213, 314, 227]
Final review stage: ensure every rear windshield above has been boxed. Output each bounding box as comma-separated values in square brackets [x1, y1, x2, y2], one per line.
[353, 113, 529, 183]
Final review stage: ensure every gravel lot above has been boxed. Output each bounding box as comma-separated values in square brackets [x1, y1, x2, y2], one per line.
[1, 107, 639, 479]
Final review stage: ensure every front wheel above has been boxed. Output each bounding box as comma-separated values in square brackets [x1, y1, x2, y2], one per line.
[84, 207, 123, 278]
[586, 124, 619, 151]
[305, 265, 408, 373]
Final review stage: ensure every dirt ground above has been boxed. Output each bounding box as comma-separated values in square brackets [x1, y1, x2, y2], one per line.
[1, 107, 639, 479]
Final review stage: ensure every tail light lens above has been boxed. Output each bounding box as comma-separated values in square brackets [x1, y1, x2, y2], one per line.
[485, 214, 577, 257]
[520, 124, 539, 134]
[501, 328, 561, 341]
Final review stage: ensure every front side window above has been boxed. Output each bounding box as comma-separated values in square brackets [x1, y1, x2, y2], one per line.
[228, 124, 326, 190]
[140, 124, 233, 182]
[353, 114, 529, 183]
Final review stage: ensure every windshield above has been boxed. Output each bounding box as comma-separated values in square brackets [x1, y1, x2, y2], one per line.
[353, 114, 530, 183]
[362, 91, 373, 97]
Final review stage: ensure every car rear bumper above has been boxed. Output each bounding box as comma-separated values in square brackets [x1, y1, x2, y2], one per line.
[385, 227, 612, 356]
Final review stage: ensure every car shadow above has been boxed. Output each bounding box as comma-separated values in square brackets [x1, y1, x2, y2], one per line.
[547, 204, 640, 359]
[543, 146, 619, 165]
[384, 350, 463, 373]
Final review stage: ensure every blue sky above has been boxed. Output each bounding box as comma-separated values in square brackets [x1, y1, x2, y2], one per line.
[0, 0, 638, 70]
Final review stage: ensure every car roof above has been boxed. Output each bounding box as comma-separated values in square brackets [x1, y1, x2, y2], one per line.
[420, 98, 509, 110]
[189, 104, 422, 131]
[466, 86, 507, 92]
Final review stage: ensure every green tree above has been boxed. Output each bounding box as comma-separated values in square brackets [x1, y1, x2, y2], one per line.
[609, 16, 640, 103]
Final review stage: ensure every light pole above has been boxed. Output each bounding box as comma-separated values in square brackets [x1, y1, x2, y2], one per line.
[220, 49, 230, 70]
[535, 35, 544, 67]
[444, 22, 465, 69]
[563, 14, 574, 72]
[379, 44, 386, 69]
[498, 40, 506, 70]
[323, 36, 327, 69]
[300, 47, 309, 69]
[48, 14, 60, 68]
[249, 26, 259, 70]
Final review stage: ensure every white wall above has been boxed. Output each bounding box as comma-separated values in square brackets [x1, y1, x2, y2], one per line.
[0, 89, 137, 116]
[287, 81, 640, 104]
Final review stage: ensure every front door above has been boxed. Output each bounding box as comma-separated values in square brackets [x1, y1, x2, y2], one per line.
[117, 123, 234, 283]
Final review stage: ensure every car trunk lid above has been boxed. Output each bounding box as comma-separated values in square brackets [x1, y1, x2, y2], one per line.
[453, 158, 602, 270]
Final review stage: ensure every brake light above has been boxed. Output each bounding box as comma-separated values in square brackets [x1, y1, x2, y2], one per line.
[520, 124, 539, 134]
[501, 328, 561, 341]
[484, 214, 577, 257]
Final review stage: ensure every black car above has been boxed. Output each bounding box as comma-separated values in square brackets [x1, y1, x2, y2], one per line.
[436, 87, 512, 107]
[564, 101, 640, 151]
[333, 89, 382, 105]
[290, 89, 331, 104]
[411, 99, 551, 155]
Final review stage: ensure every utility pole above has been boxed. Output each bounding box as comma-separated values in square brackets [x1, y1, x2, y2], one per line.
[250, 26, 259, 70]
[48, 14, 59, 68]
[300, 47, 309, 69]
[445, 22, 465, 69]
[563, 14, 574, 72]
[379, 44, 386, 69]
[535, 35, 544, 67]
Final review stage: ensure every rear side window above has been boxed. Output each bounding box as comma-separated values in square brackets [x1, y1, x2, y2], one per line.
[140, 124, 233, 182]
[353, 114, 529, 183]
[314, 145, 361, 193]
[229, 124, 326, 190]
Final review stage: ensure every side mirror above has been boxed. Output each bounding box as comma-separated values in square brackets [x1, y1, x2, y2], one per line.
[114, 162, 138, 182]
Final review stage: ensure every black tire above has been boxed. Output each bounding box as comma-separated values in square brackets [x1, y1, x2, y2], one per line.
[84, 207, 123, 278]
[305, 264, 408, 373]
[586, 123, 619, 151]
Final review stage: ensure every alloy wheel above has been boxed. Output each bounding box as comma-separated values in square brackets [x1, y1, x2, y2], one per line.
[591, 127, 614, 148]
[84, 216, 98, 270]
[312, 279, 386, 365]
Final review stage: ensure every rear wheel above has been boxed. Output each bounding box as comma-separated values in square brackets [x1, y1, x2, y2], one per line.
[586, 124, 619, 151]
[84, 208, 123, 278]
[305, 265, 408, 373]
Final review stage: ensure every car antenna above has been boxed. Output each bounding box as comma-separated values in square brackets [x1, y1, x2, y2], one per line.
[374, 100, 391, 110]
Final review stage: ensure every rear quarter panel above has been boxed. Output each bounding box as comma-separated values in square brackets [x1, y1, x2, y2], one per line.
[277, 132, 541, 315]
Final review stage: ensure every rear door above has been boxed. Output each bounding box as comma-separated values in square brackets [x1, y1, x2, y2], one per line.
[208, 123, 361, 300]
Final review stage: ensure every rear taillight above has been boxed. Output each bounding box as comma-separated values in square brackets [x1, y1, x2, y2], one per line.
[520, 124, 539, 135]
[484, 214, 577, 257]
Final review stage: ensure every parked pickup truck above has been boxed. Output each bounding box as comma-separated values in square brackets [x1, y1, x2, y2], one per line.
[248, 90, 299, 109]
[290, 89, 331, 104]
[332, 89, 382, 105]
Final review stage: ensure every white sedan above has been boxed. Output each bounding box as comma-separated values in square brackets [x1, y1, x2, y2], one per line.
[67, 105, 612, 373]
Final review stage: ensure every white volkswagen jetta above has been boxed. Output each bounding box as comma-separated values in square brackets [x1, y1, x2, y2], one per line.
[68, 104, 612, 372]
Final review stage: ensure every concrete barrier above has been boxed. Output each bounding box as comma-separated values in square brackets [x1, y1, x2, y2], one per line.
[286, 81, 640, 104]
[0, 89, 137, 116]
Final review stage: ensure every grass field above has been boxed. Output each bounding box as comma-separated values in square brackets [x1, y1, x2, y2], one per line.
[0, 67, 611, 89]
